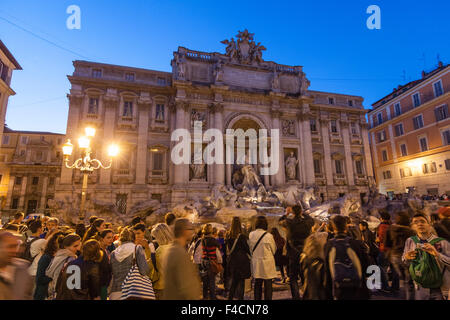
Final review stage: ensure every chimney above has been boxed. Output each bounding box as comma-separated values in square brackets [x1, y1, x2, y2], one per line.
[438, 61, 443, 68]
[422, 70, 426, 78]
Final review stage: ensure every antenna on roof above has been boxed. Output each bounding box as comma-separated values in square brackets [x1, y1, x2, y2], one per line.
[401, 70, 406, 82]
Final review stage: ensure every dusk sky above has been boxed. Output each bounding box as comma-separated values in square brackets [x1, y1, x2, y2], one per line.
[0, 0, 449, 134]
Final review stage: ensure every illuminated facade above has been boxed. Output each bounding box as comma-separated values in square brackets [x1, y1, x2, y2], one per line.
[368, 62, 450, 196]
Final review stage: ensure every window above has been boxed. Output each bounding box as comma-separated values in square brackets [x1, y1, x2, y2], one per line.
[400, 144, 408, 157]
[36, 151, 43, 161]
[88, 98, 99, 114]
[125, 73, 135, 81]
[2, 135, 10, 145]
[394, 103, 401, 117]
[422, 163, 436, 174]
[433, 80, 443, 97]
[328, 97, 335, 105]
[400, 167, 412, 178]
[21, 136, 28, 144]
[49, 177, 55, 185]
[155, 104, 165, 122]
[382, 150, 388, 162]
[32, 177, 39, 185]
[310, 119, 317, 132]
[348, 100, 353, 107]
[351, 122, 358, 135]
[0, 60, 3, 77]
[430, 162, 437, 173]
[445, 159, 450, 170]
[394, 123, 404, 137]
[382, 171, 392, 179]
[92, 69, 102, 78]
[335, 160, 343, 174]
[412, 93, 421, 108]
[378, 130, 387, 142]
[419, 136, 428, 152]
[56, 151, 61, 159]
[0, 174, 2, 183]
[442, 129, 450, 146]
[11, 198, 19, 210]
[330, 120, 338, 133]
[423, 163, 429, 174]
[123, 101, 133, 117]
[157, 77, 166, 85]
[435, 105, 449, 122]
[413, 115, 424, 130]
[15, 177, 22, 185]
[377, 113, 383, 125]
[116, 194, 128, 214]
[152, 152, 163, 175]
[151, 194, 162, 202]
[355, 160, 363, 175]
[313, 159, 321, 174]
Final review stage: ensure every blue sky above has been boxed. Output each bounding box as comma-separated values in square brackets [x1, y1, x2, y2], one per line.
[0, 0, 449, 134]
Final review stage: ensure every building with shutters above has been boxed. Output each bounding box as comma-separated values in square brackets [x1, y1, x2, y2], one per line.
[368, 62, 450, 196]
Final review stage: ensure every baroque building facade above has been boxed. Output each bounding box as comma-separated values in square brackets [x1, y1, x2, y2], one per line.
[57, 31, 373, 214]
[368, 62, 450, 196]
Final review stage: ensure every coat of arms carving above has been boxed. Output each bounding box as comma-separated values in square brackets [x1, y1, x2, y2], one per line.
[221, 29, 266, 65]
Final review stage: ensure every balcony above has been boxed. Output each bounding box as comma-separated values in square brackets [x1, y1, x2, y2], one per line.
[112, 169, 135, 184]
[148, 170, 168, 184]
[355, 175, 368, 186]
[333, 174, 346, 186]
[314, 173, 326, 186]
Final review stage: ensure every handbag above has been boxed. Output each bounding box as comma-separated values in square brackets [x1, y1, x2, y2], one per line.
[121, 245, 156, 300]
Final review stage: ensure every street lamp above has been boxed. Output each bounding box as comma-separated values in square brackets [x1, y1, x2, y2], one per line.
[62, 128, 119, 222]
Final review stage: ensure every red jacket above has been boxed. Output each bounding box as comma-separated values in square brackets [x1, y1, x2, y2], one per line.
[377, 222, 390, 253]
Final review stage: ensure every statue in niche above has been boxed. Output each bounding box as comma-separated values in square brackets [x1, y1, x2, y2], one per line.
[285, 152, 299, 180]
[190, 153, 206, 180]
[272, 69, 280, 90]
[214, 60, 224, 83]
[191, 110, 206, 129]
[177, 59, 186, 80]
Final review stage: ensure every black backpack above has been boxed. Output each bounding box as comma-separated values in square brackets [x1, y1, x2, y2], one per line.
[328, 237, 362, 292]
[21, 237, 40, 262]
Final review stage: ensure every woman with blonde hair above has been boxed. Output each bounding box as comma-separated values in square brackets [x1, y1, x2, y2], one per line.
[149, 223, 174, 299]
[299, 232, 329, 300]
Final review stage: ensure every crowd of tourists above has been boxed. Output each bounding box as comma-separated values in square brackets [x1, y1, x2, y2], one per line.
[0, 204, 449, 300]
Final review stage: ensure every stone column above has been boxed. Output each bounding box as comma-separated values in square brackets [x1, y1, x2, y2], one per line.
[39, 176, 49, 210]
[341, 120, 355, 186]
[213, 103, 225, 185]
[135, 99, 151, 185]
[299, 108, 315, 186]
[18, 176, 28, 209]
[271, 109, 284, 186]
[5, 175, 15, 208]
[173, 102, 187, 186]
[361, 123, 374, 178]
[320, 118, 334, 186]
[60, 94, 83, 184]
[99, 95, 118, 185]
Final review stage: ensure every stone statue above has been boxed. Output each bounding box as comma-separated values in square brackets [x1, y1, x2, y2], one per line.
[191, 110, 206, 129]
[272, 70, 280, 90]
[221, 38, 238, 60]
[221, 30, 266, 65]
[241, 163, 262, 190]
[177, 60, 186, 80]
[214, 61, 224, 83]
[190, 154, 206, 180]
[285, 152, 298, 180]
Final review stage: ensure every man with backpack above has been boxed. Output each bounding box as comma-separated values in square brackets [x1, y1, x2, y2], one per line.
[403, 213, 450, 300]
[324, 215, 370, 300]
[21, 219, 44, 263]
[279, 205, 315, 300]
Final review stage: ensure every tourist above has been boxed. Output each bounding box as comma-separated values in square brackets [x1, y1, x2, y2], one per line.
[188, 229, 204, 273]
[97, 230, 114, 300]
[249, 216, 277, 300]
[384, 212, 415, 299]
[433, 207, 450, 241]
[0, 231, 33, 300]
[346, 216, 362, 241]
[82, 218, 106, 243]
[130, 216, 144, 227]
[34, 231, 65, 300]
[217, 229, 227, 292]
[165, 212, 176, 233]
[133, 222, 155, 259]
[6, 212, 25, 228]
[226, 217, 251, 300]
[403, 213, 450, 300]
[359, 220, 379, 264]
[376, 211, 392, 292]
[162, 218, 201, 300]
[45, 234, 81, 299]
[41, 218, 59, 239]
[88, 216, 98, 227]
[279, 205, 315, 300]
[300, 232, 329, 300]
[148, 223, 174, 299]
[56, 239, 102, 300]
[110, 227, 150, 300]
[199, 223, 222, 300]
[324, 215, 370, 300]
[271, 227, 287, 283]
[75, 223, 86, 240]
[26, 220, 47, 295]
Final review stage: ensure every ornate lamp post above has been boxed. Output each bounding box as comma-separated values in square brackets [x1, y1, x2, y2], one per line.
[62, 127, 119, 222]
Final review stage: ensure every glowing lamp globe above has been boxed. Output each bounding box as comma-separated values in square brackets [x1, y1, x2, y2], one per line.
[62, 140, 74, 156]
[78, 136, 90, 149]
[108, 144, 119, 157]
[85, 127, 96, 138]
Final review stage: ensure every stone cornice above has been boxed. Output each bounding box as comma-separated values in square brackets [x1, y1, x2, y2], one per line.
[67, 93, 84, 106]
